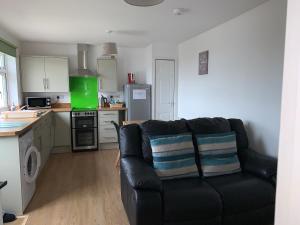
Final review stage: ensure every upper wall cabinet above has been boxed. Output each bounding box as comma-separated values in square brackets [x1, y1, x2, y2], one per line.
[21, 56, 45, 92]
[21, 56, 69, 92]
[97, 59, 117, 92]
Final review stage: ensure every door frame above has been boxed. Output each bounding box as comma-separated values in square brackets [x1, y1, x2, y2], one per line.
[154, 59, 176, 120]
[275, 0, 300, 223]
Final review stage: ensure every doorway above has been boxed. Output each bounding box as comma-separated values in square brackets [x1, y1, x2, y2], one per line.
[155, 59, 176, 121]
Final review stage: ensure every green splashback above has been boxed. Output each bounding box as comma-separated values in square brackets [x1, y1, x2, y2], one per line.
[70, 76, 98, 109]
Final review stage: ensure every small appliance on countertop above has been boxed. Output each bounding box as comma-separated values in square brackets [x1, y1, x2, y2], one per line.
[26, 97, 51, 109]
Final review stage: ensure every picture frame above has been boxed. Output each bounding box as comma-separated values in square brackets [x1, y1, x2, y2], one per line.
[198, 50, 209, 75]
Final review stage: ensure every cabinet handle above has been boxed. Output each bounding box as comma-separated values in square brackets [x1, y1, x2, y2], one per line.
[43, 78, 46, 89]
[102, 113, 117, 116]
[46, 79, 49, 89]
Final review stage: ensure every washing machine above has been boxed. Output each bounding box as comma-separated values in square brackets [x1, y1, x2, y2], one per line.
[19, 130, 41, 211]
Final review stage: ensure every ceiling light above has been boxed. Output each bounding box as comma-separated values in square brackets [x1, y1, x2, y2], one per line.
[124, 0, 164, 7]
[102, 42, 118, 56]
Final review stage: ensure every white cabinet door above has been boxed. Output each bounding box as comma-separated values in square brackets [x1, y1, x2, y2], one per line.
[21, 56, 45, 92]
[97, 59, 117, 92]
[54, 112, 71, 147]
[45, 57, 69, 92]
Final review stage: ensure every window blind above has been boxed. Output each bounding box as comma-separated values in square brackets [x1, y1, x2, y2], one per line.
[0, 38, 16, 57]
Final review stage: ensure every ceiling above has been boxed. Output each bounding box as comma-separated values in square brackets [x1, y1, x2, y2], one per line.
[0, 0, 268, 47]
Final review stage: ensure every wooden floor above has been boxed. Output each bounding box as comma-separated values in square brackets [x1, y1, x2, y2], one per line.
[24, 150, 129, 225]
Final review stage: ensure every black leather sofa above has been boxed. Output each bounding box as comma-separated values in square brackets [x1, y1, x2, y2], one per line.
[119, 118, 277, 225]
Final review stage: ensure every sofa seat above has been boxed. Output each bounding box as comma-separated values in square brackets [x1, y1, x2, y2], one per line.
[206, 172, 275, 224]
[162, 178, 222, 224]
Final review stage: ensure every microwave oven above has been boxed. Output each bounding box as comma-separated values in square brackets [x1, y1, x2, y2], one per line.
[26, 97, 51, 109]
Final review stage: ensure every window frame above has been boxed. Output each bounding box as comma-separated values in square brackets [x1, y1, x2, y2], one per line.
[0, 52, 8, 111]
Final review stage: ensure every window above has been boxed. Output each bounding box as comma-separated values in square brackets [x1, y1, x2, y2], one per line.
[0, 52, 8, 109]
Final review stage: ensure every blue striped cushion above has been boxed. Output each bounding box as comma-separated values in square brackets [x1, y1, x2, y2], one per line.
[150, 133, 199, 180]
[196, 132, 241, 177]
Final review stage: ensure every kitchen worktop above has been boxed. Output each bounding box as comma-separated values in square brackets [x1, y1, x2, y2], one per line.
[51, 103, 71, 112]
[0, 110, 52, 137]
[0, 104, 71, 137]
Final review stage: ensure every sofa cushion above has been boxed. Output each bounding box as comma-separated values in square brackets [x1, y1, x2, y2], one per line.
[196, 132, 241, 177]
[150, 133, 199, 180]
[162, 178, 222, 222]
[206, 173, 275, 216]
[140, 120, 189, 163]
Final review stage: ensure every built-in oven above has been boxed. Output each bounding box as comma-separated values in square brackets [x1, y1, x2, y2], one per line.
[71, 110, 98, 151]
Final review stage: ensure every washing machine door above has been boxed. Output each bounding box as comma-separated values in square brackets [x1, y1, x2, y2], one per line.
[23, 145, 41, 183]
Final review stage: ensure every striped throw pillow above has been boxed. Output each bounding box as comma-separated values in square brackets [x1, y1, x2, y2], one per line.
[196, 132, 241, 177]
[150, 133, 199, 180]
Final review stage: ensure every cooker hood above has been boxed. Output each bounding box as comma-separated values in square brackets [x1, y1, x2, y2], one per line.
[75, 44, 97, 76]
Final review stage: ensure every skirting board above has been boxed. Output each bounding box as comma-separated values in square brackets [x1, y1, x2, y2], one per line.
[99, 142, 118, 150]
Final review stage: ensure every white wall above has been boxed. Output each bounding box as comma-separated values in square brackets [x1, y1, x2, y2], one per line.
[275, 0, 300, 223]
[178, 0, 286, 157]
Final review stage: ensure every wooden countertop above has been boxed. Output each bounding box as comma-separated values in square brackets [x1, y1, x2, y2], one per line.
[0, 104, 71, 137]
[51, 103, 71, 112]
[99, 107, 127, 111]
[0, 110, 52, 137]
[52, 107, 71, 112]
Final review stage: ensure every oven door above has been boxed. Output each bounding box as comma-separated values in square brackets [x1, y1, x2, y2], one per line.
[72, 116, 97, 129]
[72, 128, 98, 151]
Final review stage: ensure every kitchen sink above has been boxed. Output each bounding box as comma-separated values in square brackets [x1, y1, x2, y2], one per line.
[0, 122, 29, 129]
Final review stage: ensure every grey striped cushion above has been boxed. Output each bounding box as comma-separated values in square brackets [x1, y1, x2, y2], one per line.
[150, 133, 199, 180]
[196, 132, 241, 177]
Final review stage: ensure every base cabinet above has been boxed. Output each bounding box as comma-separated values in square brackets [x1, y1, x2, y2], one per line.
[53, 112, 71, 153]
[33, 112, 54, 170]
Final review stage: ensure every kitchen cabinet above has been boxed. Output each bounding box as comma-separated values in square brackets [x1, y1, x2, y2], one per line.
[21, 56, 69, 92]
[21, 56, 45, 92]
[98, 111, 118, 144]
[33, 112, 54, 170]
[97, 59, 117, 92]
[54, 112, 71, 148]
[44, 57, 69, 92]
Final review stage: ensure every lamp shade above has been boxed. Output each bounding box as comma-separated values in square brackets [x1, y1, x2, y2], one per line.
[102, 42, 118, 56]
[124, 0, 164, 7]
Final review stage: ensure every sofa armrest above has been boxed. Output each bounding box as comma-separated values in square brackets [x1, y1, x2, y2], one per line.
[239, 149, 277, 180]
[121, 157, 162, 192]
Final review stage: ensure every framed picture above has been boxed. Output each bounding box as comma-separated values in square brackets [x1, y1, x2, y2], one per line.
[199, 50, 209, 75]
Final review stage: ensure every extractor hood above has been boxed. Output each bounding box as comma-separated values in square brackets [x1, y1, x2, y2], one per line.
[74, 44, 97, 76]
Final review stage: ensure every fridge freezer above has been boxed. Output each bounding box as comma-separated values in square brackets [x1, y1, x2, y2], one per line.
[124, 84, 151, 121]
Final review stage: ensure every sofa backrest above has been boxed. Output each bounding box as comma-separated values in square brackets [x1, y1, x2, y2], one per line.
[186, 117, 249, 151]
[228, 119, 249, 150]
[119, 117, 249, 163]
[119, 124, 143, 159]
